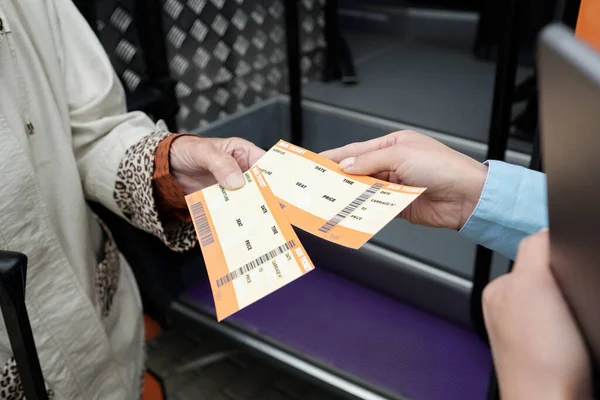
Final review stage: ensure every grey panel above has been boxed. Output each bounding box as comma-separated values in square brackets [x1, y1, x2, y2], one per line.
[195, 98, 290, 147]
[374, 219, 512, 280]
[342, 31, 399, 63]
[303, 33, 533, 153]
[302, 101, 493, 160]
[339, 3, 478, 50]
[300, 99, 530, 166]
[296, 230, 474, 327]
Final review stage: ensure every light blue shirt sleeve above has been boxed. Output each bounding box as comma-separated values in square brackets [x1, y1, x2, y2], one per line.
[459, 160, 548, 260]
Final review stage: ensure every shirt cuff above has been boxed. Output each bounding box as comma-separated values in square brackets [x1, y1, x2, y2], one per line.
[153, 134, 194, 222]
[114, 132, 196, 252]
[459, 160, 548, 260]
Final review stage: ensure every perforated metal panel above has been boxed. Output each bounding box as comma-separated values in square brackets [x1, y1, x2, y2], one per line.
[97, 0, 146, 93]
[95, 0, 325, 131]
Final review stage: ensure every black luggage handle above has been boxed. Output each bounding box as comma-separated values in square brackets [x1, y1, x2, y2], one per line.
[0, 251, 49, 400]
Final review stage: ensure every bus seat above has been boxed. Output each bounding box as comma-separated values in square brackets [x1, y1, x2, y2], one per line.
[173, 267, 492, 399]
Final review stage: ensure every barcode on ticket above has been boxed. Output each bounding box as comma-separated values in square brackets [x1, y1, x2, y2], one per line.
[190, 202, 215, 247]
[216, 240, 296, 287]
[318, 182, 384, 234]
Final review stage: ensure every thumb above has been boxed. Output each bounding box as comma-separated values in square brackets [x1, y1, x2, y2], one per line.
[512, 229, 550, 276]
[202, 148, 246, 190]
[339, 147, 398, 176]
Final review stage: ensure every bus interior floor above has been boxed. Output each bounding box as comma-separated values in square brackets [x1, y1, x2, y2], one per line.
[146, 328, 340, 400]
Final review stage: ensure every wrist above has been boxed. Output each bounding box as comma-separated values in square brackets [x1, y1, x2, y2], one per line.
[168, 133, 195, 160]
[459, 160, 488, 229]
[168, 134, 201, 179]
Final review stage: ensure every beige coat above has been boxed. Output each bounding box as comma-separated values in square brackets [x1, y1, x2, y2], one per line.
[0, 1, 195, 398]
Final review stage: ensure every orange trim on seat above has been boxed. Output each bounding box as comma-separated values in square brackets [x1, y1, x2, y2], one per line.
[144, 314, 162, 342]
[142, 314, 165, 400]
[576, 0, 600, 53]
[142, 373, 164, 400]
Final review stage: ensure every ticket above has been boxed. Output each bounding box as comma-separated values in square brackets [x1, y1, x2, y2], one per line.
[185, 166, 315, 321]
[257, 140, 427, 249]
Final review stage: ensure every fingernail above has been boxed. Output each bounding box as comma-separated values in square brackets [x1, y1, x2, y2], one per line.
[339, 157, 356, 169]
[225, 173, 245, 190]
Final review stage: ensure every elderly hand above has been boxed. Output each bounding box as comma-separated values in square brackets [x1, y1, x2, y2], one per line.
[321, 131, 488, 230]
[483, 230, 593, 400]
[170, 136, 265, 194]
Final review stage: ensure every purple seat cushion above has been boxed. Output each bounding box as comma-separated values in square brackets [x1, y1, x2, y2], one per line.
[184, 268, 491, 399]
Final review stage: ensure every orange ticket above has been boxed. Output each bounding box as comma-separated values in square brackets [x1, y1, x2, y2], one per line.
[185, 166, 315, 321]
[256, 140, 427, 249]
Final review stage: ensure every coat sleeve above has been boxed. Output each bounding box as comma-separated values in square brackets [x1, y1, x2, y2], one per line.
[54, 0, 196, 252]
